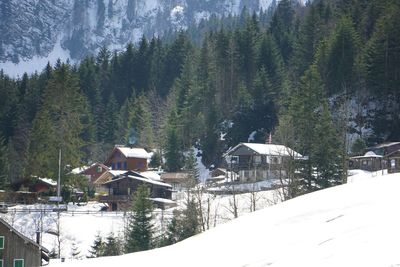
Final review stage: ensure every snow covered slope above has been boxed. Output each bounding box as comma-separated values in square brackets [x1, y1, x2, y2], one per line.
[50, 173, 400, 267]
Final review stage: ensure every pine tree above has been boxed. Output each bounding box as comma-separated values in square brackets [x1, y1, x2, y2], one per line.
[103, 232, 121, 256]
[125, 184, 154, 253]
[28, 63, 88, 178]
[164, 109, 184, 172]
[88, 233, 104, 258]
[0, 136, 9, 190]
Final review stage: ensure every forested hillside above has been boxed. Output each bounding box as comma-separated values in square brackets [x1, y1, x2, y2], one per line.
[0, 0, 399, 194]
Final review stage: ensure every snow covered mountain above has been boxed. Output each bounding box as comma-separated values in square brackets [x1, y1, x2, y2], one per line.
[0, 0, 282, 76]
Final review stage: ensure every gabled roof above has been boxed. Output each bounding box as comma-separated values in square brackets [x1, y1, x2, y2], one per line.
[351, 151, 383, 159]
[0, 217, 49, 253]
[114, 146, 151, 159]
[225, 143, 303, 158]
[368, 142, 400, 149]
[104, 173, 172, 188]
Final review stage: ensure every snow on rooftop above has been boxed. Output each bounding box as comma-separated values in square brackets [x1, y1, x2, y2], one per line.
[50, 172, 400, 267]
[229, 143, 303, 158]
[39, 178, 57, 186]
[140, 171, 161, 181]
[116, 147, 151, 159]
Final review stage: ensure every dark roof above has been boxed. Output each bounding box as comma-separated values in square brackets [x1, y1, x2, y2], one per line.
[0, 217, 49, 253]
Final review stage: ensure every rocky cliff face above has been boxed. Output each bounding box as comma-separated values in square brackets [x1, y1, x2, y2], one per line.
[0, 0, 278, 64]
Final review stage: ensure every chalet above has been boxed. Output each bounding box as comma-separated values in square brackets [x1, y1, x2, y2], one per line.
[160, 172, 191, 191]
[76, 163, 109, 184]
[99, 171, 173, 211]
[104, 145, 151, 172]
[224, 143, 303, 182]
[0, 218, 49, 267]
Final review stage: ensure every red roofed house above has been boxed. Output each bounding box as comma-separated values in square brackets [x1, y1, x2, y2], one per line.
[104, 145, 151, 172]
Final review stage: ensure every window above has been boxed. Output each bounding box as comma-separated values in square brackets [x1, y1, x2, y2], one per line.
[111, 163, 115, 170]
[123, 161, 127, 170]
[254, 156, 262, 165]
[14, 259, 24, 267]
[0, 236, 4, 249]
[117, 162, 122, 169]
[97, 166, 102, 173]
[0, 259, 3, 267]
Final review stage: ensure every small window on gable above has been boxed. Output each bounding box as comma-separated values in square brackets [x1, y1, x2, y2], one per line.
[14, 259, 24, 267]
[97, 166, 102, 173]
[0, 236, 4, 249]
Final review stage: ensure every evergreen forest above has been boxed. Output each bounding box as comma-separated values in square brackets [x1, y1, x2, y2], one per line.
[0, 0, 399, 196]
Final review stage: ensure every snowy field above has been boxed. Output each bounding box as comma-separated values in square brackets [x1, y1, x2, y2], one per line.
[0, 188, 281, 259]
[46, 170, 400, 267]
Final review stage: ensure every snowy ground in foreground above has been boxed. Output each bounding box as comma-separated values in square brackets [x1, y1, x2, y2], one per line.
[0, 189, 281, 259]
[48, 171, 400, 267]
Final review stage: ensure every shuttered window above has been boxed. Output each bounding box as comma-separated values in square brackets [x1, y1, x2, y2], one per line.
[14, 259, 24, 267]
[0, 236, 4, 249]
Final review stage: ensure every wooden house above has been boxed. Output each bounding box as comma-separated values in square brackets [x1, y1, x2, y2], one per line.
[78, 163, 109, 184]
[349, 151, 384, 172]
[224, 143, 303, 182]
[99, 171, 172, 211]
[0, 218, 49, 267]
[104, 146, 151, 172]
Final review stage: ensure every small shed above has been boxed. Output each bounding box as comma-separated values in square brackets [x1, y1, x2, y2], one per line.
[0, 218, 49, 266]
[349, 151, 384, 172]
[160, 172, 191, 191]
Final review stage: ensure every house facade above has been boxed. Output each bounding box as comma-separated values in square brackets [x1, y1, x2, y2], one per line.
[79, 163, 109, 183]
[0, 218, 49, 267]
[224, 143, 303, 182]
[104, 146, 151, 172]
[99, 171, 172, 211]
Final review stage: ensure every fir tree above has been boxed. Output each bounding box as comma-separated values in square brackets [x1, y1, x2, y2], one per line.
[88, 234, 104, 258]
[125, 184, 154, 253]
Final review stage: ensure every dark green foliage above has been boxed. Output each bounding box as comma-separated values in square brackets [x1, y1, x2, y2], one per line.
[103, 232, 122, 256]
[125, 185, 154, 253]
[161, 198, 200, 246]
[0, 136, 9, 189]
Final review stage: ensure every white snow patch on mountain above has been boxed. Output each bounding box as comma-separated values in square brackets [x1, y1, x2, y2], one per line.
[0, 36, 72, 78]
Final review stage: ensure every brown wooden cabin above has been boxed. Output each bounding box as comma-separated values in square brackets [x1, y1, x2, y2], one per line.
[387, 149, 400, 174]
[104, 146, 151, 172]
[0, 191, 37, 205]
[79, 163, 109, 183]
[349, 151, 384, 172]
[99, 171, 172, 211]
[0, 218, 49, 267]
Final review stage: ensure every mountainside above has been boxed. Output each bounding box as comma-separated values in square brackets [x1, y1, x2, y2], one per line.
[0, 0, 280, 67]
